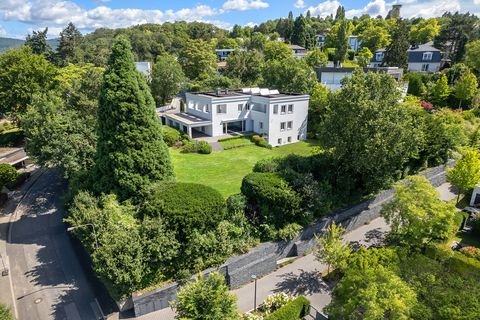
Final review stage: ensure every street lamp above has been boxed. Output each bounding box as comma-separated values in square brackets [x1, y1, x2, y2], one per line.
[251, 274, 257, 311]
[67, 224, 99, 249]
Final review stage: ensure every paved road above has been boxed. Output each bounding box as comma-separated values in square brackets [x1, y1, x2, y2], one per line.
[6, 169, 102, 320]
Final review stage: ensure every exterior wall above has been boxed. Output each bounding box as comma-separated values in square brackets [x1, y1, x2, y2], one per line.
[266, 96, 309, 147]
[210, 96, 251, 136]
[185, 93, 213, 120]
[408, 62, 441, 72]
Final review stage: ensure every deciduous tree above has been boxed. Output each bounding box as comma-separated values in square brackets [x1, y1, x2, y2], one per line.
[306, 48, 327, 68]
[356, 47, 373, 67]
[381, 175, 456, 248]
[0, 47, 57, 117]
[179, 39, 217, 80]
[314, 222, 351, 274]
[151, 53, 185, 106]
[447, 148, 480, 202]
[172, 272, 239, 320]
[464, 40, 480, 74]
[410, 18, 440, 44]
[224, 49, 264, 85]
[262, 57, 316, 94]
[454, 70, 478, 108]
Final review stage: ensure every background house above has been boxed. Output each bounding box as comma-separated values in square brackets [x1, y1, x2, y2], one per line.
[407, 42, 442, 72]
[290, 44, 307, 58]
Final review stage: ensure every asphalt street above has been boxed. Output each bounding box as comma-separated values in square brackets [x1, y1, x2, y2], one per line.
[6, 168, 103, 320]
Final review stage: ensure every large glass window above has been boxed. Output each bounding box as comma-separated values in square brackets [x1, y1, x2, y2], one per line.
[288, 105, 294, 113]
[287, 121, 293, 130]
[238, 104, 243, 111]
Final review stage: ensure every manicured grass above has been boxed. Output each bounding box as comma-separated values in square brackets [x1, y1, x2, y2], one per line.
[219, 137, 253, 149]
[171, 140, 321, 198]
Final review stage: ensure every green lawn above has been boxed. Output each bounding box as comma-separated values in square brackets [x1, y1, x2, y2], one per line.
[171, 140, 321, 198]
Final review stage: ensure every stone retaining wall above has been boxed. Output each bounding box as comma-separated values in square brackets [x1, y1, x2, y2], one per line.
[132, 162, 453, 317]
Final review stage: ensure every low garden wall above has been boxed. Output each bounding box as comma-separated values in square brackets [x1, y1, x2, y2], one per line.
[132, 162, 454, 317]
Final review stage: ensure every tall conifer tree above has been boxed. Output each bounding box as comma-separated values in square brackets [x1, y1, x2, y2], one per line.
[384, 20, 410, 69]
[95, 36, 174, 200]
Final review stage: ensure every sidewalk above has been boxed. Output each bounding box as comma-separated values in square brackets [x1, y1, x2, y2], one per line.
[0, 167, 43, 317]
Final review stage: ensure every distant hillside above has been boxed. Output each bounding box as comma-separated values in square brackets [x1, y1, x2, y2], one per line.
[0, 37, 60, 53]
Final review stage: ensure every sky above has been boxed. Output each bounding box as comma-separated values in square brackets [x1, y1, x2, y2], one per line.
[0, 0, 479, 39]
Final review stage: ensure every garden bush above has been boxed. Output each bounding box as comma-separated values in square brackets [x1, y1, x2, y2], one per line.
[219, 135, 252, 142]
[0, 163, 18, 189]
[162, 126, 182, 147]
[264, 296, 310, 320]
[197, 141, 212, 154]
[253, 158, 280, 173]
[347, 49, 356, 60]
[142, 182, 226, 241]
[261, 293, 294, 316]
[276, 223, 302, 240]
[251, 135, 261, 143]
[0, 303, 14, 320]
[256, 138, 272, 149]
[241, 172, 301, 228]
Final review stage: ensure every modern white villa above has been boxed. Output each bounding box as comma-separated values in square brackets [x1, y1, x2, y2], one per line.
[161, 88, 309, 147]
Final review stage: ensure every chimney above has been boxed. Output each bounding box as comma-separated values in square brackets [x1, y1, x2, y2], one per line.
[216, 88, 221, 96]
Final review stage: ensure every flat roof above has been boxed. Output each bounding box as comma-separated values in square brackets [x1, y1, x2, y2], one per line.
[190, 89, 306, 99]
[164, 112, 211, 126]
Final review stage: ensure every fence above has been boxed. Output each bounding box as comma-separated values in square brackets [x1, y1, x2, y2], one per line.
[131, 162, 453, 317]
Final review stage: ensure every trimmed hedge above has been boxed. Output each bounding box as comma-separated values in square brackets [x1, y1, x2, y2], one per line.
[218, 135, 252, 142]
[181, 140, 212, 154]
[142, 182, 226, 241]
[241, 172, 301, 227]
[264, 296, 310, 320]
[162, 126, 183, 147]
[0, 163, 18, 189]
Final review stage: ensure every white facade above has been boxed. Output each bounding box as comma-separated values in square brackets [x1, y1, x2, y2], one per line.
[165, 89, 309, 147]
[407, 62, 441, 72]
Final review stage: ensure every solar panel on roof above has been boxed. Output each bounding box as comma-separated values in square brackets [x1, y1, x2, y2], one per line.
[251, 88, 260, 94]
[260, 89, 269, 95]
[270, 89, 279, 95]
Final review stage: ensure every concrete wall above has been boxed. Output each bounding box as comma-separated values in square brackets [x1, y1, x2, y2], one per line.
[131, 162, 453, 317]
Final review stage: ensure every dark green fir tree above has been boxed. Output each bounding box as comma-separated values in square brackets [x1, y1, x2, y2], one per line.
[95, 36, 174, 200]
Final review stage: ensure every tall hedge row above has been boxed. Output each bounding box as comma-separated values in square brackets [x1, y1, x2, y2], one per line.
[142, 182, 226, 241]
[241, 172, 301, 227]
[264, 296, 310, 320]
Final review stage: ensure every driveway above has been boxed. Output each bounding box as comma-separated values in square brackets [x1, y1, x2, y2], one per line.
[4, 169, 104, 320]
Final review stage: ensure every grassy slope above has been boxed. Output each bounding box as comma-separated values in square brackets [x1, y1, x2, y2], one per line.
[171, 140, 321, 198]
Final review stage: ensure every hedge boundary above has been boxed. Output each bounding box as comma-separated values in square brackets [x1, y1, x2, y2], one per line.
[264, 296, 310, 320]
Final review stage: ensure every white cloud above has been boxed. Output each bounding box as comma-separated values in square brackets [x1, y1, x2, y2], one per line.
[474, 0, 480, 4]
[346, 0, 387, 18]
[0, 25, 6, 36]
[222, 0, 269, 11]
[294, 0, 305, 9]
[305, 0, 340, 18]
[0, 0, 221, 32]
[244, 21, 258, 27]
[400, 0, 461, 18]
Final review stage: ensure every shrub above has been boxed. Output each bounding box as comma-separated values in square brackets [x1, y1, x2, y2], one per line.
[251, 135, 261, 143]
[181, 141, 198, 153]
[262, 293, 294, 316]
[227, 193, 247, 214]
[162, 126, 182, 147]
[253, 158, 280, 173]
[0, 163, 18, 189]
[241, 172, 301, 228]
[219, 135, 252, 142]
[197, 141, 212, 154]
[142, 182, 226, 242]
[0, 303, 14, 320]
[276, 223, 302, 240]
[0, 129, 24, 147]
[264, 296, 310, 320]
[460, 246, 480, 261]
[256, 138, 272, 149]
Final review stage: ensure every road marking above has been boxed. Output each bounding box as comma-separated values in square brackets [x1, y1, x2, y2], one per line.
[5, 256, 18, 319]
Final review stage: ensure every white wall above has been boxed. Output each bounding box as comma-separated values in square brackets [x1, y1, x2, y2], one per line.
[211, 98, 250, 136]
[265, 97, 309, 147]
[407, 62, 440, 72]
